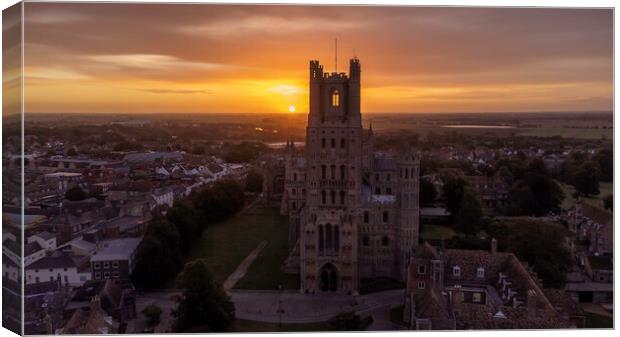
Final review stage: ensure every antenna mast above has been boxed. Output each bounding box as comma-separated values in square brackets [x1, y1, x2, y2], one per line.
[334, 38, 338, 73]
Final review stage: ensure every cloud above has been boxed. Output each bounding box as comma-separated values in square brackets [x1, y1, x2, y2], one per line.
[88, 54, 231, 71]
[137, 88, 213, 95]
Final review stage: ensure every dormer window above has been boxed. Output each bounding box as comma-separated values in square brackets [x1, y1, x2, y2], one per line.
[477, 267, 485, 279]
[453, 265, 461, 277]
[331, 89, 340, 107]
[418, 265, 426, 275]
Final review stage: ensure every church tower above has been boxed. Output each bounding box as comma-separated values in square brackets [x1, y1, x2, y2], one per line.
[300, 58, 363, 294]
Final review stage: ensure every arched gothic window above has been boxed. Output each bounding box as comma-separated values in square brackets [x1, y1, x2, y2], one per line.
[332, 89, 340, 107]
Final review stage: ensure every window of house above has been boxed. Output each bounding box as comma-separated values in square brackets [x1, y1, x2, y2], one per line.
[453, 266, 461, 277]
[103, 262, 110, 269]
[382, 237, 390, 246]
[387, 174, 391, 181]
[321, 138, 326, 148]
[477, 267, 485, 279]
[330, 190, 336, 204]
[340, 138, 346, 148]
[104, 272, 110, 279]
[35, 277, 40, 283]
[417, 282, 426, 289]
[383, 211, 389, 223]
[321, 165, 326, 179]
[418, 265, 426, 274]
[50, 276, 54, 281]
[321, 190, 326, 204]
[113, 272, 120, 278]
[292, 188, 296, 195]
[340, 191, 346, 205]
[375, 187, 381, 194]
[293, 173, 297, 181]
[472, 292, 482, 303]
[340, 165, 346, 180]
[64, 275, 69, 283]
[363, 236, 370, 246]
[386, 187, 392, 195]
[292, 202, 296, 209]
[331, 138, 336, 148]
[363, 211, 369, 223]
[331, 165, 336, 179]
[332, 89, 340, 107]
[94, 272, 101, 279]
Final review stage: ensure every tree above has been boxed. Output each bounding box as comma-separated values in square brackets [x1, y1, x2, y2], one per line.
[506, 219, 572, 288]
[574, 161, 600, 196]
[142, 305, 162, 327]
[442, 177, 467, 217]
[244, 170, 264, 193]
[593, 148, 613, 182]
[456, 188, 483, 235]
[193, 179, 245, 223]
[131, 219, 183, 289]
[507, 158, 564, 216]
[191, 146, 205, 155]
[173, 260, 235, 332]
[65, 186, 87, 201]
[604, 194, 613, 211]
[328, 312, 373, 331]
[167, 202, 205, 254]
[419, 178, 437, 205]
[66, 147, 78, 156]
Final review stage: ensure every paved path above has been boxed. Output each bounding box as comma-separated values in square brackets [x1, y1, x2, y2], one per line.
[134, 289, 406, 328]
[231, 289, 405, 323]
[223, 240, 268, 290]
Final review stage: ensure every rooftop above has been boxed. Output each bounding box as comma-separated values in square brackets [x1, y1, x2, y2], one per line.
[90, 238, 141, 262]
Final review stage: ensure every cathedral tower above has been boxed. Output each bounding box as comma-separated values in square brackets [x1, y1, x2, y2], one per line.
[300, 59, 363, 294]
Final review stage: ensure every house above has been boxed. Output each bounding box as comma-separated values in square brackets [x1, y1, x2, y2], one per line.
[90, 238, 141, 280]
[463, 175, 509, 211]
[65, 279, 137, 327]
[25, 251, 87, 286]
[404, 241, 574, 329]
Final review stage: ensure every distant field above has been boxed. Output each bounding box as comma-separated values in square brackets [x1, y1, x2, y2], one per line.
[518, 127, 613, 140]
[185, 202, 291, 285]
[558, 181, 612, 210]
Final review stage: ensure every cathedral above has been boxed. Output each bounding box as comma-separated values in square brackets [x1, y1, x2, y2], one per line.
[281, 58, 420, 294]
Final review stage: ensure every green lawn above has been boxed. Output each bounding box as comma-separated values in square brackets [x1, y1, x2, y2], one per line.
[184, 202, 292, 286]
[234, 206, 299, 290]
[233, 319, 331, 332]
[558, 181, 612, 210]
[585, 313, 613, 329]
[420, 224, 463, 241]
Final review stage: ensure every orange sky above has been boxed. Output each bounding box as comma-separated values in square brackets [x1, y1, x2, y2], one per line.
[20, 3, 613, 114]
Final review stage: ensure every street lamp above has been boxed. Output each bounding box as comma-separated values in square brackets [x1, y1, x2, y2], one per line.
[277, 284, 285, 329]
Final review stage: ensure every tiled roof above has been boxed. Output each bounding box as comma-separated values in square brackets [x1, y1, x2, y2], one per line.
[27, 251, 77, 270]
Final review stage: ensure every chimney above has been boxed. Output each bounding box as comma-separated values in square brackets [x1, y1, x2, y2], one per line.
[491, 238, 498, 255]
[452, 285, 464, 312]
[526, 289, 537, 317]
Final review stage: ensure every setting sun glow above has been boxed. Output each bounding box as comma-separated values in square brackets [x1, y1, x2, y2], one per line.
[288, 105, 296, 113]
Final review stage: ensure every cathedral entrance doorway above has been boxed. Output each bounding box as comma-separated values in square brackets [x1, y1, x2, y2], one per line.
[319, 263, 338, 292]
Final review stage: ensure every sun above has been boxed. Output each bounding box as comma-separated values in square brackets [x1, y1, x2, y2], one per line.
[288, 105, 296, 113]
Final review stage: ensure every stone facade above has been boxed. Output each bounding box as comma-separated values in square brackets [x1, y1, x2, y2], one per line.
[282, 58, 420, 294]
